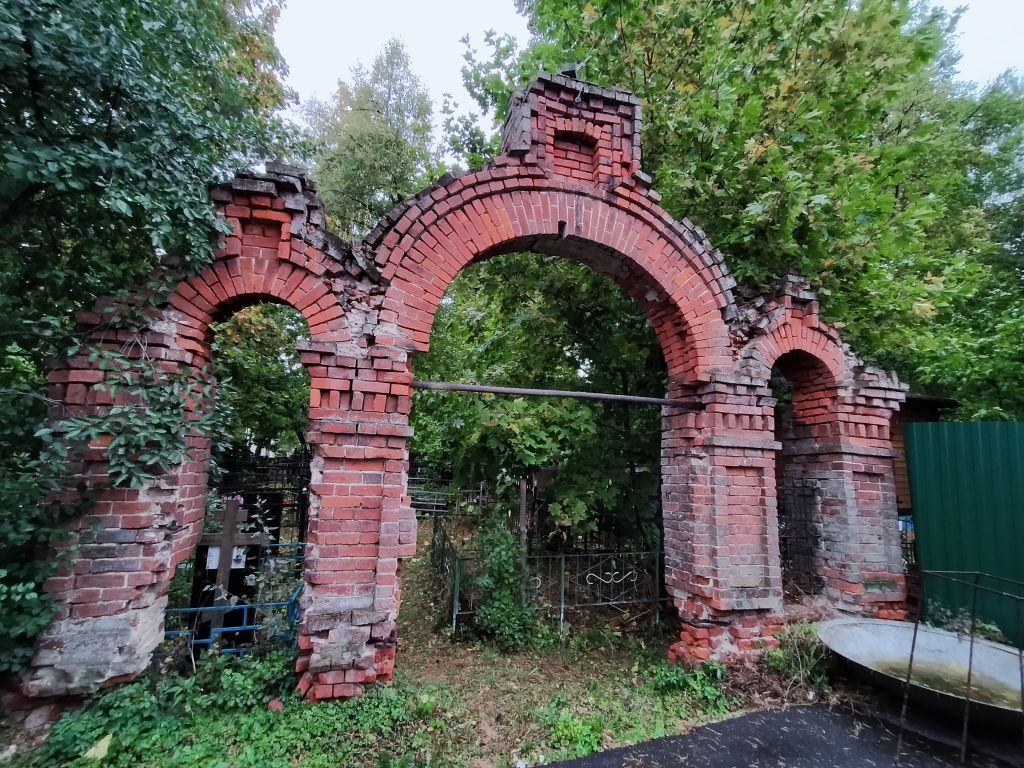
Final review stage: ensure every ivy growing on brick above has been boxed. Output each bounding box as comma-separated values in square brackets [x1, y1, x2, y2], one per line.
[0, 0, 297, 674]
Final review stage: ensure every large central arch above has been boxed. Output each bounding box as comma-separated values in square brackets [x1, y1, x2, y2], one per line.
[18, 73, 909, 704]
[369, 171, 736, 385]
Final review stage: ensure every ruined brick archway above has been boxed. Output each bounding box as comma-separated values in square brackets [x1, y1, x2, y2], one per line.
[368, 178, 736, 386]
[20, 74, 908, 703]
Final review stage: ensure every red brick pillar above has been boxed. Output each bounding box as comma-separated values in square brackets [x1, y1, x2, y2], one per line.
[295, 343, 416, 701]
[779, 390, 907, 616]
[19, 318, 210, 698]
[664, 378, 786, 665]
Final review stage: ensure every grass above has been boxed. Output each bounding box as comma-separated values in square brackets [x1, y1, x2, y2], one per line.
[3, 652, 736, 768]
[1, 523, 822, 767]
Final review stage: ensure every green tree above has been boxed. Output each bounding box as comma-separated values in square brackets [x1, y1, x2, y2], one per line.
[460, 0, 1024, 417]
[211, 303, 311, 457]
[0, 0, 295, 674]
[304, 38, 440, 236]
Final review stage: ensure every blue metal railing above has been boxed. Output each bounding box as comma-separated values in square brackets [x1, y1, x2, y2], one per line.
[165, 555, 303, 655]
[164, 583, 302, 654]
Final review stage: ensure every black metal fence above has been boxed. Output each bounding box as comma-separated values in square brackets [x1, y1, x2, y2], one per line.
[899, 514, 917, 567]
[411, 484, 490, 518]
[896, 570, 1024, 764]
[430, 516, 665, 633]
[778, 477, 824, 596]
[216, 446, 311, 543]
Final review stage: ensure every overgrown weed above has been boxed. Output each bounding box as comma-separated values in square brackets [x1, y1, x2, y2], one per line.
[761, 622, 830, 693]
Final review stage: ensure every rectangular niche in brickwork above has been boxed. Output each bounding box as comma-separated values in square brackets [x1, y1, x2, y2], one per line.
[853, 471, 886, 519]
[552, 132, 597, 183]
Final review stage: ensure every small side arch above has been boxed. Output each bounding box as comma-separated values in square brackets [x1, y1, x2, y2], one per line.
[746, 316, 852, 393]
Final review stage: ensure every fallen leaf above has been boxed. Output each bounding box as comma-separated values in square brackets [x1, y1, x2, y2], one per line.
[83, 734, 112, 760]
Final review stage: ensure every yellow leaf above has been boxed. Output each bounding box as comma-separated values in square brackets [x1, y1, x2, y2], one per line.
[855, 153, 874, 171]
[911, 300, 937, 319]
[84, 734, 112, 760]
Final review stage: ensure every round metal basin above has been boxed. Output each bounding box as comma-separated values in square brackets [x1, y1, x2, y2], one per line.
[818, 618, 1023, 731]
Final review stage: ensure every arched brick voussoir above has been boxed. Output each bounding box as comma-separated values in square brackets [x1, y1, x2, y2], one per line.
[370, 174, 736, 383]
[165, 255, 348, 360]
[742, 316, 853, 390]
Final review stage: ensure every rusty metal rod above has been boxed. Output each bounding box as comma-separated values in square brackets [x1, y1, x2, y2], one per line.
[411, 380, 700, 410]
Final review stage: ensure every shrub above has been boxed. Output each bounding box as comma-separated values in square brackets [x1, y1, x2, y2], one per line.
[17, 648, 295, 767]
[646, 660, 730, 715]
[547, 707, 605, 757]
[471, 514, 538, 650]
[761, 623, 829, 691]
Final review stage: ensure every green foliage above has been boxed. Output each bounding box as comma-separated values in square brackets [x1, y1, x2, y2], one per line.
[18, 649, 295, 768]
[471, 513, 538, 649]
[762, 623, 830, 691]
[304, 38, 441, 237]
[0, 566, 52, 674]
[544, 704, 605, 757]
[925, 601, 1008, 643]
[374, 755, 417, 768]
[1, 0, 293, 314]
[534, 658, 733, 761]
[211, 303, 310, 456]
[0, 0, 297, 674]
[645, 660, 731, 715]
[13, 648, 445, 768]
[462, 1, 1024, 418]
[440, 97, 501, 171]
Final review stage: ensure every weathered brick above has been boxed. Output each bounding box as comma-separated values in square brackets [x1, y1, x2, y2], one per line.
[27, 72, 907, 712]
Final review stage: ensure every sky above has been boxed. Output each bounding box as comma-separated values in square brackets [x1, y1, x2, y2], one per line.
[274, 0, 530, 122]
[274, 0, 1024, 123]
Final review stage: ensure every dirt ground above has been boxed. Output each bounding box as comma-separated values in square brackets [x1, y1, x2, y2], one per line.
[393, 519, 703, 766]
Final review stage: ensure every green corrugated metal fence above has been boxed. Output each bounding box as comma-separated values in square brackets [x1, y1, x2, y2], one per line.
[905, 421, 1024, 644]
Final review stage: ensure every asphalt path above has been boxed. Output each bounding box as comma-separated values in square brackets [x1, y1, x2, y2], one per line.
[552, 706, 1016, 768]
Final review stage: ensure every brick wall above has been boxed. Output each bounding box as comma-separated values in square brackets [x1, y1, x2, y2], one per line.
[18, 74, 908, 707]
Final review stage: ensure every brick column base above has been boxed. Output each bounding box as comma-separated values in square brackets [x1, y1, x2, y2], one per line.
[667, 600, 909, 668]
[668, 612, 785, 666]
[871, 601, 909, 622]
[296, 643, 397, 702]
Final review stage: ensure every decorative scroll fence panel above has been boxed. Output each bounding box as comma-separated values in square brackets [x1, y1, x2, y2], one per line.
[431, 518, 665, 632]
[527, 551, 663, 631]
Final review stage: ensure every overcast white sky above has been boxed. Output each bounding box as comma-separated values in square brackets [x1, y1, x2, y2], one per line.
[275, 0, 1024, 124]
[275, 0, 530, 122]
